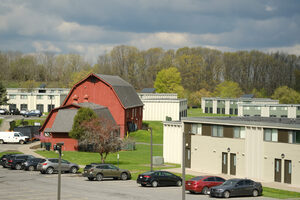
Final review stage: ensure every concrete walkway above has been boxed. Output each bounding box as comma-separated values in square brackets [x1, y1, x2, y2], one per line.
[168, 168, 300, 193]
[18, 141, 45, 158]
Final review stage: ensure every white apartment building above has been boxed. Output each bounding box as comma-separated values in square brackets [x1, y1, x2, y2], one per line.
[163, 117, 300, 187]
[3, 88, 70, 113]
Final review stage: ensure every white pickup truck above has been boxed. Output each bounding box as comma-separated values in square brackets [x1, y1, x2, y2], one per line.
[0, 132, 29, 144]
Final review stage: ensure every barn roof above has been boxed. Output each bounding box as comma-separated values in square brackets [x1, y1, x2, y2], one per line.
[45, 103, 116, 133]
[95, 74, 143, 109]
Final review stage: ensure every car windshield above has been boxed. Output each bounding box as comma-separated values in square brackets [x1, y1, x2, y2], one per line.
[222, 179, 239, 186]
[142, 171, 155, 175]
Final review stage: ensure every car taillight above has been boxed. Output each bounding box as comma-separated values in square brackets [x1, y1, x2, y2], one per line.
[8, 160, 12, 163]
[144, 175, 151, 178]
[42, 163, 47, 165]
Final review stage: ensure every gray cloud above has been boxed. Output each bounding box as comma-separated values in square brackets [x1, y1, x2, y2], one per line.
[0, 0, 300, 63]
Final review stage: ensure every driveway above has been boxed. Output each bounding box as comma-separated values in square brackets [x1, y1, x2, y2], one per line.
[0, 167, 275, 200]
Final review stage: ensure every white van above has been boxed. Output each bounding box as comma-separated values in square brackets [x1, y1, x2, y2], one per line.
[0, 132, 29, 144]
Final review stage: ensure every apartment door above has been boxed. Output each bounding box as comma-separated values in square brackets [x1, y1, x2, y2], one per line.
[185, 147, 191, 168]
[284, 160, 292, 184]
[222, 152, 228, 174]
[274, 159, 281, 182]
[230, 153, 236, 175]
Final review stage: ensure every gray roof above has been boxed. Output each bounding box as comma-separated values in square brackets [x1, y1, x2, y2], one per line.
[141, 88, 156, 93]
[95, 74, 143, 109]
[45, 102, 116, 133]
[182, 116, 300, 130]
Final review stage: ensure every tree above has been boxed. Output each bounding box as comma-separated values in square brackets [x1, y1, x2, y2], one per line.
[213, 81, 243, 98]
[0, 82, 8, 105]
[271, 86, 300, 104]
[69, 108, 98, 140]
[154, 67, 185, 97]
[189, 88, 211, 107]
[81, 117, 122, 163]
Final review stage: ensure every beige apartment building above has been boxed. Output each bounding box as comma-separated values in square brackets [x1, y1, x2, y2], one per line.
[163, 117, 300, 187]
[2, 88, 70, 113]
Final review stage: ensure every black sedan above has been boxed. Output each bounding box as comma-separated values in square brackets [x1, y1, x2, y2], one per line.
[137, 171, 182, 187]
[210, 178, 263, 198]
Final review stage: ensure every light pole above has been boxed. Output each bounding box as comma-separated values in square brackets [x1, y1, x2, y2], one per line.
[182, 132, 186, 200]
[149, 127, 153, 172]
[54, 142, 64, 200]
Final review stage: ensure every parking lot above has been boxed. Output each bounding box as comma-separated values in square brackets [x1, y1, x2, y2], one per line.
[0, 165, 275, 200]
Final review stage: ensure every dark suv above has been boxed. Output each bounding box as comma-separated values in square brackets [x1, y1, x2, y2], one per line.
[8, 154, 35, 170]
[83, 163, 131, 181]
[0, 153, 18, 167]
[22, 158, 46, 171]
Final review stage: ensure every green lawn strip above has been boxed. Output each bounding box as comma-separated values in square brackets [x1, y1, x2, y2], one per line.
[262, 187, 300, 199]
[0, 118, 2, 126]
[129, 121, 163, 144]
[0, 151, 23, 156]
[14, 119, 45, 126]
[188, 108, 233, 117]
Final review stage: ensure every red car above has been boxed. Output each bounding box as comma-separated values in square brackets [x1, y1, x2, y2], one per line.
[185, 176, 226, 194]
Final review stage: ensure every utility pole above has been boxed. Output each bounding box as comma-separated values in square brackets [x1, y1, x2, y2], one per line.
[54, 142, 64, 200]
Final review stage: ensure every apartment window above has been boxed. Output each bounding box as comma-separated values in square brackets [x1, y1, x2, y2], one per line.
[37, 95, 43, 100]
[235, 109, 238, 115]
[255, 107, 261, 110]
[230, 108, 233, 115]
[20, 95, 27, 99]
[297, 115, 300, 119]
[191, 124, 202, 135]
[264, 129, 278, 142]
[205, 107, 208, 113]
[244, 107, 250, 110]
[270, 115, 277, 118]
[9, 95, 16, 99]
[288, 131, 300, 144]
[48, 95, 55, 100]
[297, 106, 300, 111]
[212, 125, 223, 137]
[217, 108, 220, 114]
[209, 107, 213, 113]
[48, 104, 55, 112]
[234, 127, 245, 138]
[254, 114, 261, 117]
[20, 104, 27, 111]
[270, 107, 277, 110]
[281, 115, 287, 118]
[281, 107, 287, 111]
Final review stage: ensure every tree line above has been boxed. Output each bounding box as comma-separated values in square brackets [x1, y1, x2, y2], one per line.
[1, 46, 300, 104]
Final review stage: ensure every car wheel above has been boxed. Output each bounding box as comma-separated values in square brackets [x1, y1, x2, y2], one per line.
[28, 166, 35, 171]
[46, 167, 54, 174]
[252, 189, 259, 197]
[121, 172, 128, 180]
[15, 164, 22, 170]
[88, 177, 94, 181]
[224, 191, 230, 198]
[151, 180, 158, 187]
[0, 140, 4, 144]
[70, 167, 78, 174]
[176, 180, 182, 186]
[202, 186, 209, 195]
[19, 140, 24, 144]
[96, 173, 103, 181]
[40, 171, 46, 174]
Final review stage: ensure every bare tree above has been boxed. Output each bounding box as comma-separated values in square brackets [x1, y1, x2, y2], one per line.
[80, 117, 122, 163]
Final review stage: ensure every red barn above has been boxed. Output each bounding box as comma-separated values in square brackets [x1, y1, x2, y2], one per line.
[40, 73, 143, 151]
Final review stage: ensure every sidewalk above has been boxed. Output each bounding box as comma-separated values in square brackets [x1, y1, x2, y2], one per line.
[168, 168, 300, 193]
[18, 141, 45, 158]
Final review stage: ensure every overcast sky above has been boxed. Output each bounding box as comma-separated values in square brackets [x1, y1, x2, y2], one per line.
[0, 0, 300, 63]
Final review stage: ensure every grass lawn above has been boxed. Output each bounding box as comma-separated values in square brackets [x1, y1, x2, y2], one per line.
[0, 151, 22, 156]
[263, 187, 300, 199]
[0, 118, 2, 126]
[128, 121, 163, 144]
[14, 119, 45, 126]
[188, 108, 233, 117]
